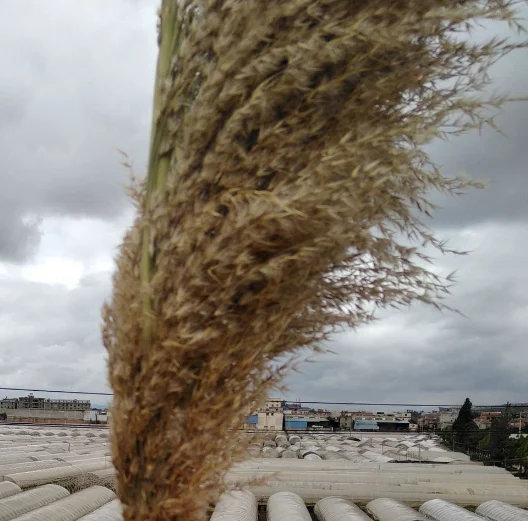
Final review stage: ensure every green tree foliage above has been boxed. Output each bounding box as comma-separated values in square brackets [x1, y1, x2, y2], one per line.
[516, 438, 528, 477]
[452, 398, 479, 447]
[488, 403, 512, 459]
[439, 399, 527, 473]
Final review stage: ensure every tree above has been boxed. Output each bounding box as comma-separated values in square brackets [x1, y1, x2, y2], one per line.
[102, 2, 525, 520]
[488, 404, 512, 460]
[452, 398, 479, 448]
[0, 412, 6, 421]
[516, 438, 528, 477]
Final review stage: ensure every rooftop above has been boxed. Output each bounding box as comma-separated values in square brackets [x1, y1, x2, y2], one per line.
[0, 426, 527, 520]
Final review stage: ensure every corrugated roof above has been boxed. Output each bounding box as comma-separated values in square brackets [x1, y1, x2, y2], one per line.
[1, 426, 528, 520]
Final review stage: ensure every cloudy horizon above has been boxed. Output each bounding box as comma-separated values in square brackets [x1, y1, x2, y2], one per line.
[1, 1, 526, 410]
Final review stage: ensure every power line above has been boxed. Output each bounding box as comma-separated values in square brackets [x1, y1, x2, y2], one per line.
[0, 387, 526, 409]
[284, 400, 528, 408]
[290, 401, 461, 407]
[0, 387, 112, 396]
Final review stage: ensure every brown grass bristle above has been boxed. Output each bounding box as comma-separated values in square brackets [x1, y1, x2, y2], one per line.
[102, 1, 526, 520]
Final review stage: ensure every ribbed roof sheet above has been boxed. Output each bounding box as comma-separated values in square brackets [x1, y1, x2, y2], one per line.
[267, 492, 311, 521]
[76, 499, 123, 521]
[0, 484, 69, 521]
[315, 497, 371, 521]
[420, 499, 485, 521]
[476, 501, 528, 521]
[367, 498, 427, 521]
[210, 490, 257, 521]
[0, 484, 21, 501]
[11, 486, 115, 521]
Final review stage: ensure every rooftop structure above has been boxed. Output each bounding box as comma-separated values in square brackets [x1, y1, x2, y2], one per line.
[0, 425, 527, 519]
[0, 394, 90, 412]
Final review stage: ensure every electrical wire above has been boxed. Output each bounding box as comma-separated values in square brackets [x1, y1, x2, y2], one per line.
[1, 386, 527, 409]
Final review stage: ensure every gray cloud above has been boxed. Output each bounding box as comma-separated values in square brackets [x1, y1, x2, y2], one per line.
[0, 0, 158, 262]
[431, 98, 528, 228]
[0, 273, 112, 393]
[0, 204, 41, 263]
[285, 224, 528, 407]
[0, 2, 526, 409]
[429, 8, 528, 229]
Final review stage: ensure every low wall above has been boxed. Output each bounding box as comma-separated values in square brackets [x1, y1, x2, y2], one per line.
[1, 409, 84, 421]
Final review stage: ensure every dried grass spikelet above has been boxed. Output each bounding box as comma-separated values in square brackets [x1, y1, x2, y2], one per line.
[102, 1, 525, 520]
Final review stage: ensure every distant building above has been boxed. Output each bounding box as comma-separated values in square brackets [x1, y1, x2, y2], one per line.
[265, 398, 285, 411]
[353, 418, 379, 431]
[475, 411, 502, 430]
[284, 413, 331, 431]
[0, 398, 17, 409]
[257, 411, 284, 430]
[283, 402, 313, 414]
[242, 414, 258, 429]
[374, 414, 410, 432]
[341, 411, 410, 432]
[340, 411, 373, 430]
[439, 407, 460, 429]
[1, 394, 90, 412]
[83, 410, 111, 424]
[418, 413, 440, 431]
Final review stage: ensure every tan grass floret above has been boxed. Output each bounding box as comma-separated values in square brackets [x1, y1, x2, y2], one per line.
[102, 1, 526, 520]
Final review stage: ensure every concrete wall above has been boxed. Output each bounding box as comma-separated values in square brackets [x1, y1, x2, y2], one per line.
[3, 409, 84, 421]
[257, 412, 284, 430]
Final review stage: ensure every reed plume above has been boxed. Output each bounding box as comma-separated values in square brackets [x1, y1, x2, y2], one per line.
[102, 1, 525, 520]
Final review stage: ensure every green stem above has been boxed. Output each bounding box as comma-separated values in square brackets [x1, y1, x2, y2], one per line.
[140, 0, 183, 349]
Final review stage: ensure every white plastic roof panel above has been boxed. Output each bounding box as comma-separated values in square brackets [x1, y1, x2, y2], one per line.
[0, 459, 33, 467]
[267, 492, 311, 521]
[0, 485, 21, 501]
[0, 461, 71, 478]
[359, 451, 395, 463]
[321, 453, 347, 461]
[367, 498, 427, 521]
[281, 450, 298, 459]
[343, 454, 368, 463]
[11, 485, 115, 521]
[303, 454, 322, 461]
[76, 500, 123, 521]
[420, 499, 485, 521]
[90, 469, 116, 478]
[210, 491, 257, 521]
[476, 501, 528, 521]
[315, 497, 371, 521]
[0, 484, 69, 521]
[4, 462, 109, 488]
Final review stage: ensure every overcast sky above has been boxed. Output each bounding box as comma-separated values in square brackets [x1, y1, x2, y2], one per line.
[1, 1, 526, 410]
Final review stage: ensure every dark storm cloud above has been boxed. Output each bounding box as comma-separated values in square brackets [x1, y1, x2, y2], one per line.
[429, 8, 528, 229]
[0, 0, 158, 262]
[0, 204, 41, 263]
[0, 1, 526, 405]
[284, 224, 528, 406]
[431, 98, 528, 228]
